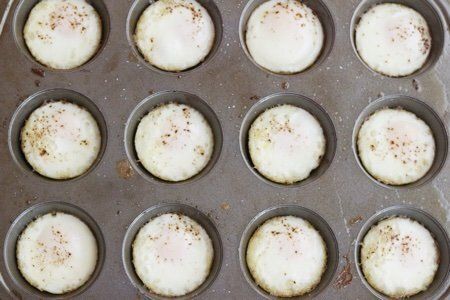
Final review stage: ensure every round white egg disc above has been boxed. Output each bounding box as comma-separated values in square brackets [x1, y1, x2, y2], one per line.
[21, 101, 101, 180]
[24, 0, 102, 70]
[16, 212, 98, 294]
[355, 3, 431, 77]
[361, 217, 439, 298]
[245, 0, 324, 74]
[135, 0, 215, 72]
[246, 216, 327, 297]
[357, 108, 435, 185]
[135, 103, 214, 182]
[132, 213, 214, 297]
[249, 104, 326, 184]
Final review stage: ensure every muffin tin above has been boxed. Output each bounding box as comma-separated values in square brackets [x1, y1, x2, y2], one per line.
[0, 0, 449, 299]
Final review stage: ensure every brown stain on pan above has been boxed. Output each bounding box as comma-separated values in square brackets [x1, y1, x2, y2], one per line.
[349, 215, 363, 226]
[220, 202, 230, 211]
[116, 159, 134, 179]
[334, 254, 353, 289]
[31, 68, 45, 78]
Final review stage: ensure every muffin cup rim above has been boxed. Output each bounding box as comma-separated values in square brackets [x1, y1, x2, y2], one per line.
[12, 0, 112, 72]
[124, 90, 223, 186]
[125, 0, 223, 76]
[349, 0, 446, 79]
[354, 205, 450, 300]
[7, 88, 108, 183]
[239, 92, 337, 189]
[238, 0, 336, 77]
[121, 203, 223, 300]
[238, 204, 340, 299]
[3, 201, 106, 299]
[351, 94, 449, 190]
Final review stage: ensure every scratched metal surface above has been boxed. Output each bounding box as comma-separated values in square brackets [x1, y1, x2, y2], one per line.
[0, 0, 449, 299]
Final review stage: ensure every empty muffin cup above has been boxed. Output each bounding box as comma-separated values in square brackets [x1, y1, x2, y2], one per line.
[122, 203, 223, 300]
[355, 205, 450, 299]
[12, 0, 110, 71]
[126, 0, 223, 74]
[350, 0, 445, 78]
[239, 92, 336, 188]
[239, 205, 339, 299]
[239, 0, 335, 75]
[8, 88, 108, 182]
[3, 201, 106, 299]
[124, 90, 223, 184]
[352, 95, 448, 189]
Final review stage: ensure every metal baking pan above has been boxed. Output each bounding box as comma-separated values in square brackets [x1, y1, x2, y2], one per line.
[0, 0, 449, 299]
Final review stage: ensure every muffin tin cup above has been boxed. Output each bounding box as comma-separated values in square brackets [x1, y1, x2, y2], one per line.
[352, 94, 448, 189]
[350, 0, 446, 78]
[7, 88, 108, 182]
[238, 205, 339, 299]
[355, 205, 450, 300]
[3, 201, 106, 299]
[12, 0, 111, 72]
[238, 0, 335, 76]
[126, 0, 223, 75]
[122, 203, 223, 300]
[124, 90, 223, 185]
[239, 92, 337, 188]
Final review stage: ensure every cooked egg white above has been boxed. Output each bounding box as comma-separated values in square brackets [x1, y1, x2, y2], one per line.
[355, 3, 431, 77]
[249, 104, 326, 184]
[357, 108, 435, 185]
[134, 103, 214, 182]
[24, 0, 102, 70]
[361, 217, 439, 298]
[132, 213, 214, 297]
[16, 212, 98, 294]
[245, 0, 324, 74]
[247, 216, 327, 297]
[21, 101, 101, 180]
[134, 0, 215, 72]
